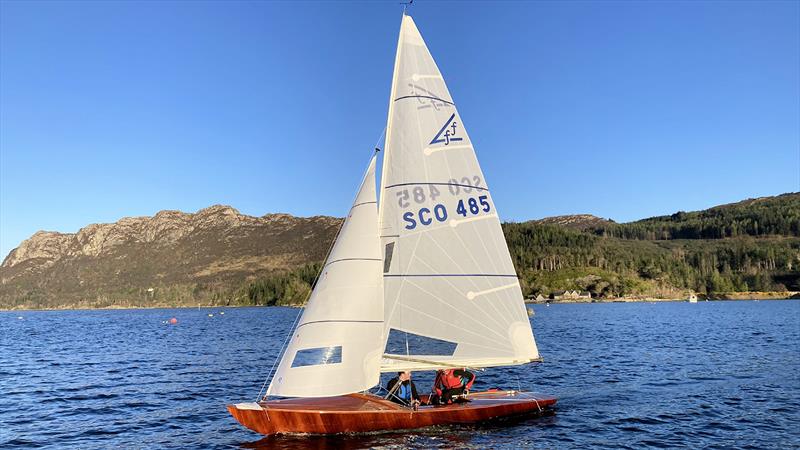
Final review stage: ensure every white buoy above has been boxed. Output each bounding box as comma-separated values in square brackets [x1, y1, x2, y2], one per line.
[219, 311, 225, 315]
[208, 313, 213, 317]
[17, 316, 23, 320]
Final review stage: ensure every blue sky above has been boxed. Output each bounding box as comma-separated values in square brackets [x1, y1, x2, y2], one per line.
[1, 0, 798, 259]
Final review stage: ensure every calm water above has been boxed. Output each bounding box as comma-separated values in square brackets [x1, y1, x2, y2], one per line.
[2, 301, 799, 449]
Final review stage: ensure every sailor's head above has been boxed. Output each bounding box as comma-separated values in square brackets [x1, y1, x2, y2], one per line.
[398, 371, 412, 381]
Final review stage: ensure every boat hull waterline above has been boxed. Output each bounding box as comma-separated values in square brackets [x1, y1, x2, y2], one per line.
[227, 390, 557, 435]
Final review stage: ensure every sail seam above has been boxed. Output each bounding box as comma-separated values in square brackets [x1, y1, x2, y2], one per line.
[297, 320, 383, 329]
[384, 182, 489, 192]
[411, 247, 513, 337]
[394, 95, 455, 106]
[384, 274, 518, 278]
[351, 201, 377, 209]
[323, 258, 382, 269]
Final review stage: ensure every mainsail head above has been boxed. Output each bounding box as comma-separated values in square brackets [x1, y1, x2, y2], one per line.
[267, 156, 383, 397]
[378, 15, 540, 371]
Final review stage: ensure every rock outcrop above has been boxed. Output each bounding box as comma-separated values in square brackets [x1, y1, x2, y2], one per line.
[528, 214, 614, 231]
[0, 206, 341, 309]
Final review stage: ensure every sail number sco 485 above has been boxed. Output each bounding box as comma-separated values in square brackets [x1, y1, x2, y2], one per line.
[401, 191, 491, 230]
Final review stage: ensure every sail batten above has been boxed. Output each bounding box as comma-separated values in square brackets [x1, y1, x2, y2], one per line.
[383, 182, 489, 191]
[394, 95, 455, 105]
[383, 274, 519, 277]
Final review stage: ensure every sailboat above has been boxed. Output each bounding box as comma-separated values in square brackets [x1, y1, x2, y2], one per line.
[227, 13, 557, 435]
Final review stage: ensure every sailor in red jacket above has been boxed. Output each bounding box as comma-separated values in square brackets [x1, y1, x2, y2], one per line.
[432, 368, 475, 404]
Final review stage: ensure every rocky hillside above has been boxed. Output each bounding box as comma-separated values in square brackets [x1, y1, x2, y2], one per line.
[529, 214, 614, 231]
[2, 193, 797, 310]
[0, 206, 340, 309]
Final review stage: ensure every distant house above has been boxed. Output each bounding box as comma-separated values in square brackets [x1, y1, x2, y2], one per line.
[526, 294, 548, 303]
[550, 290, 592, 301]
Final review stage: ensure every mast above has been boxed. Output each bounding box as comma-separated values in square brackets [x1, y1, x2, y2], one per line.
[377, 12, 406, 231]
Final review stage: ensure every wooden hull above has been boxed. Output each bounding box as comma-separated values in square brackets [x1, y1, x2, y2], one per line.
[227, 390, 557, 435]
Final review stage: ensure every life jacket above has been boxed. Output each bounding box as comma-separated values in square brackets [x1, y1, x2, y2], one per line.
[437, 369, 465, 389]
[397, 382, 411, 401]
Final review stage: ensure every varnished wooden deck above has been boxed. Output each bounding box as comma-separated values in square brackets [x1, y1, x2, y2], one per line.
[227, 390, 557, 435]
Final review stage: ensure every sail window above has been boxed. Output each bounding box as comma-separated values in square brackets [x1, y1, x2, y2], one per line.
[384, 329, 457, 356]
[291, 346, 342, 368]
[384, 242, 395, 273]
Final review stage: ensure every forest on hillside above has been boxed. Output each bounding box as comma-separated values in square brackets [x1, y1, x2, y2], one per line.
[504, 223, 797, 299]
[589, 193, 800, 240]
[243, 194, 800, 305]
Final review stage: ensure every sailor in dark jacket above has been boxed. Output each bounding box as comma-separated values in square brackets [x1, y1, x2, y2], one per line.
[386, 371, 420, 407]
[432, 368, 476, 404]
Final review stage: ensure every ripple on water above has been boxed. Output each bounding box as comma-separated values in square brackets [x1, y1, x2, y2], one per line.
[2, 302, 800, 449]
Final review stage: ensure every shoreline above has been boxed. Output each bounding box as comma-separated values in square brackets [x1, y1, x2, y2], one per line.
[3, 292, 797, 312]
[525, 291, 799, 304]
[0, 303, 301, 313]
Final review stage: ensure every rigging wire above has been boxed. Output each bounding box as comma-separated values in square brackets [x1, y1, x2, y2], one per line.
[255, 307, 303, 401]
[255, 131, 387, 402]
[373, 126, 387, 155]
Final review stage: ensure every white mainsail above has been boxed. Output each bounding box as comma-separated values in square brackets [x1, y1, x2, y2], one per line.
[267, 156, 383, 397]
[265, 14, 539, 399]
[378, 15, 540, 371]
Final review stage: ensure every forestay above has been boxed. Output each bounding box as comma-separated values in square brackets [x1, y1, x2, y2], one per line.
[267, 156, 383, 397]
[378, 15, 540, 371]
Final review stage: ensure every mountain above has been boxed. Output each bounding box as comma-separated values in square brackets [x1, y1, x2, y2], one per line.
[505, 193, 800, 299]
[0, 205, 340, 309]
[2, 194, 798, 310]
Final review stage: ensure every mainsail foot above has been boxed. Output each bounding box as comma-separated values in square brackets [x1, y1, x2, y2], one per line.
[381, 354, 544, 372]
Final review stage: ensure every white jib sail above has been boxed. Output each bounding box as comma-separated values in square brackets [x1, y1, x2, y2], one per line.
[267, 156, 383, 397]
[378, 15, 539, 372]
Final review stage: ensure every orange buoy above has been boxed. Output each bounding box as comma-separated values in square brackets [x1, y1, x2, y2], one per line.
[169, 318, 178, 324]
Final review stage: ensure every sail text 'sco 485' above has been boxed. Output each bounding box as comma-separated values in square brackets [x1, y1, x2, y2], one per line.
[390, 177, 493, 230]
[402, 194, 492, 230]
